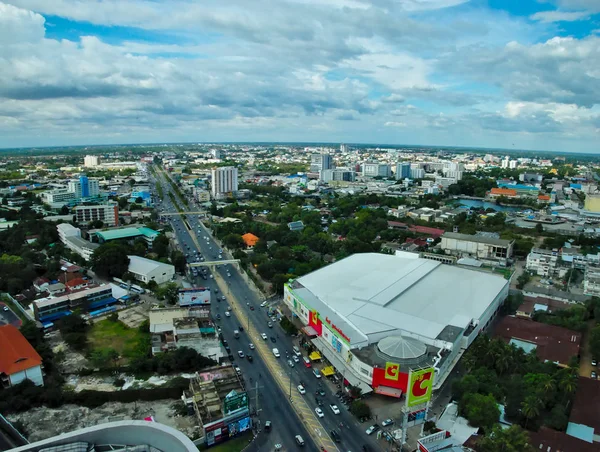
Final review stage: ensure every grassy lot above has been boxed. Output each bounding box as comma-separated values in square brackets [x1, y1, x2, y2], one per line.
[198, 432, 253, 451]
[88, 319, 148, 364]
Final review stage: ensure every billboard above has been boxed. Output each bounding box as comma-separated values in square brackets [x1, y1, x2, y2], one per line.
[223, 391, 248, 415]
[406, 367, 435, 408]
[385, 362, 400, 381]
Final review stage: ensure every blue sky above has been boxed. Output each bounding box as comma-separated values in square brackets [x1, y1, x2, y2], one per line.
[0, 0, 599, 152]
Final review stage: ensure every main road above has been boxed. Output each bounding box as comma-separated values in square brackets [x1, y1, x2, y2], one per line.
[151, 167, 377, 451]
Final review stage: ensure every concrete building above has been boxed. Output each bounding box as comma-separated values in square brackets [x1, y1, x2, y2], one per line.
[68, 175, 100, 199]
[363, 163, 391, 178]
[10, 420, 197, 452]
[211, 166, 238, 198]
[584, 194, 600, 213]
[395, 162, 411, 180]
[440, 232, 514, 265]
[0, 325, 44, 387]
[340, 143, 348, 153]
[42, 189, 76, 205]
[584, 267, 600, 296]
[95, 226, 159, 247]
[526, 248, 560, 277]
[33, 285, 115, 323]
[284, 253, 509, 397]
[128, 255, 175, 285]
[410, 167, 425, 179]
[84, 155, 101, 168]
[568, 377, 600, 446]
[320, 168, 356, 182]
[149, 306, 216, 355]
[310, 153, 333, 173]
[75, 203, 119, 227]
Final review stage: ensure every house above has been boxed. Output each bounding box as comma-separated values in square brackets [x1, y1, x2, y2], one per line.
[241, 233, 259, 249]
[65, 277, 90, 292]
[33, 277, 50, 293]
[567, 377, 600, 446]
[46, 282, 66, 296]
[0, 325, 44, 387]
[287, 220, 305, 231]
[494, 316, 580, 367]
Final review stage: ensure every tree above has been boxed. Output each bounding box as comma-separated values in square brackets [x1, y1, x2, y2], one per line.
[156, 282, 179, 304]
[91, 242, 130, 279]
[152, 234, 170, 258]
[589, 325, 600, 360]
[521, 395, 542, 428]
[535, 222, 544, 234]
[462, 393, 500, 431]
[478, 425, 535, 452]
[59, 205, 71, 215]
[349, 400, 371, 418]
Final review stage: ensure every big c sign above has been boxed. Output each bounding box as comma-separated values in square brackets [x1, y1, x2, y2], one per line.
[406, 367, 435, 407]
[384, 362, 400, 381]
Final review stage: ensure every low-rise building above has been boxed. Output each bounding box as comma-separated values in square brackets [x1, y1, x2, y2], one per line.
[149, 307, 215, 355]
[440, 232, 514, 265]
[0, 325, 44, 387]
[128, 255, 175, 285]
[526, 247, 560, 277]
[567, 377, 600, 446]
[57, 223, 99, 260]
[42, 189, 76, 206]
[494, 316, 580, 367]
[75, 203, 119, 227]
[95, 226, 159, 248]
[33, 284, 115, 323]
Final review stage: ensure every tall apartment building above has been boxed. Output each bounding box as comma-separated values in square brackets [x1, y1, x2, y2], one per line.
[395, 162, 411, 180]
[310, 154, 333, 173]
[410, 167, 425, 179]
[83, 155, 101, 168]
[75, 203, 119, 227]
[320, 168, 356, 183]
[340, 143, 348, 153]
[211, 166, 238, 198]
[362, 163, 391, 178]
[211, 149, 222, 159]
[68, 175, 100, 199]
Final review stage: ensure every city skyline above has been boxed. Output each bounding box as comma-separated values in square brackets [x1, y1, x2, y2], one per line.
[1, 0, 599, 152]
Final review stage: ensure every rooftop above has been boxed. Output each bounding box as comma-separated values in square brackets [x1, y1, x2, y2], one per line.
[0, 325, 42, 376]
[569, 376, 600, 433]
[96, 227, 159, 241]
[494, 316, 580, 365]
[528, 426, 598, 452]
[291, 253, 508, 344]
[442, 232, 513, 247]
[128, 255, 174, 276]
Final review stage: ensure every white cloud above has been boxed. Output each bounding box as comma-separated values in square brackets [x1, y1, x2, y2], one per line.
[530, 10, 589, 23]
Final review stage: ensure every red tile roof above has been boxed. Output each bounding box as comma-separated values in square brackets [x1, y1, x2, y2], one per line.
[490, 187, 517, 196]
[241, 233, 259, 247]
[65, 277, 88, 288]
[528, 427, 598, 452]
[569, 377, 600, 433]
[410, 225, 445, 237]
[494, 316, 580, 366]
[0, 325, 42, 376]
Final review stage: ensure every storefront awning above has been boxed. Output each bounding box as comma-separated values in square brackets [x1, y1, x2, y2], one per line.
[302, 326, 318, 337]
[309, 351, 322, 361]
[322, 366, 335, 376]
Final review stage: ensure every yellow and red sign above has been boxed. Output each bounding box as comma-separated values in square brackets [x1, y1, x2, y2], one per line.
[406, 367, 435, 407]
[384, 362, 400, 381]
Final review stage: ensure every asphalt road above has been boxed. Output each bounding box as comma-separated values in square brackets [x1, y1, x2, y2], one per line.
[0, 302, 21, 327]
[151, 171, 318, 451]
[152, 168, 380, 451]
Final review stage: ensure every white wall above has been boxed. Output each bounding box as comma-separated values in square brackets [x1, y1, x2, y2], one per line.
[9, 365, 44, 387]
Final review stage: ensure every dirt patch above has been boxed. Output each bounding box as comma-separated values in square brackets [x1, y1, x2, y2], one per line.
[117, 303, 151, 328]
[46, 331, 89, 373]
[7, 400, 198, 443]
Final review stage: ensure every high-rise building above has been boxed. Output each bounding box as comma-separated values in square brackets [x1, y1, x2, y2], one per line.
[320, 168, 356, 183]
[395, 162, 411, 180]
[212, 149, 222, 159]
[509, 160, 517, 169]
[68, 175, 100, 199]
[340, 144, 348, 153]
[211, 166, 238, 198]
[363, 163, 391, 178]
[501, 157, 510, 169]
[410, 167, 425, 179]
[310, 154, 333, 173]
[84, 155, 101, 168]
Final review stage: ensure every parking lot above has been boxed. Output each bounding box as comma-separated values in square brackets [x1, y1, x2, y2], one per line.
[0, 302, 22, 327]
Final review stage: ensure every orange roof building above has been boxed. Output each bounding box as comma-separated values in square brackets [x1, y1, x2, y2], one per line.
[0, 325, 44, 387]
[489, 187, 517, 197]
[538, 194, 551, 201]
[241, 233, 260, 248]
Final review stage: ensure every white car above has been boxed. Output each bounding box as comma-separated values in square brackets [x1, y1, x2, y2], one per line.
[261, 333, 268, 340]
[260, 301, 268, 307]
[225, 311, 231, 317]
[297, 385, 306, 395]
[330, 404, 340, 415]
[273, 348, 280, 358]
[249, 343, 255, 350]
[315, 407, 324, 418]
[234, 366, 241, 375]
[238, 351, 245, 358]
[313, 369, 322, 379]
[366, 425, 378, 435]
[268, 322, 273, 328]
[381, 418, 394, 427]
[292, 355, 299, 363]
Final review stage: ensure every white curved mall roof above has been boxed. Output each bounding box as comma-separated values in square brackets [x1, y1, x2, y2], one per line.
[294, 253, 508, 344]
[378, 335, 427, 360]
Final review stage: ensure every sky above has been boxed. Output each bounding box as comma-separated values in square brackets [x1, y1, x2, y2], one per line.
[0, 0, 599, 152]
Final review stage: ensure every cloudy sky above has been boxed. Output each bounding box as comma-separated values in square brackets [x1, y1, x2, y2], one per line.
[0, 0, 599, 152]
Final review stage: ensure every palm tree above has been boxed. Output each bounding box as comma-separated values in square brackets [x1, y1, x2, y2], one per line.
[521, 396, 542, 429]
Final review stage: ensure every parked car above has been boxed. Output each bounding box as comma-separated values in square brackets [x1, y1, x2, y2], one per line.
[365, 424, 379, 435]
[381, 418, 394, 427]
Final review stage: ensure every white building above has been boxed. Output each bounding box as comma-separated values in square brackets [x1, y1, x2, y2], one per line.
[211, 166, 238, 198]
[68, 176, 100, 199]
[42, 189, 76, 205]
[340, 144, 348, 153]
[128, 255, 175, 285]
[320, 168, 356, 182]
[440, 232, 514, 264]
[284, 253, 508, 396]
[311, 154, 333, 173]
[0, 325, 44, 387]
[410, 167, 425, 179]
[363, 163, 391, 178]
[526, 248, 560, 277]
[57, 223, 99, 260]
[75, 203, 119, 227]
[84, 155, 101, 168]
